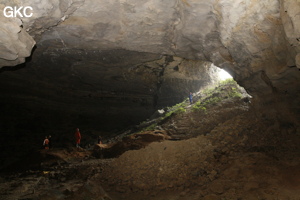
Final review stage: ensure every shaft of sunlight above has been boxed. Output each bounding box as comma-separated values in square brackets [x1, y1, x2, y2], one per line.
[218, 69, 232, 81]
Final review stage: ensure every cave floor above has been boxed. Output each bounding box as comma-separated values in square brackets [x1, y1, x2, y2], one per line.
[1, 98, 300, 200]
[1, 134, 300, 200]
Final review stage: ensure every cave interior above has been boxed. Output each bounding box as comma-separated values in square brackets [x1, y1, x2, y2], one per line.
[0, 0, 300, 199]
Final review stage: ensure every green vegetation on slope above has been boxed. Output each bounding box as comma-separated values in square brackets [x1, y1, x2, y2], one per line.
[141, 78, 244, 131]
[164, 102, 187, 118]
[192, 78, 243, 112]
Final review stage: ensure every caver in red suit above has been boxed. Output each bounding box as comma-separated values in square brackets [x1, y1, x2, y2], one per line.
[75, 128, 81, 148]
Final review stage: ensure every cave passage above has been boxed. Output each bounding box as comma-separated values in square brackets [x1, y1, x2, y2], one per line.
[0, 0, 300, 198]
[0, 56, 252, 174]
[0, 54, 237, 170]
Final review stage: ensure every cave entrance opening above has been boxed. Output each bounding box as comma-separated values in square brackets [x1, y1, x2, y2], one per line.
[135, 61, 252, 145]
[190, 63, 251, 107]
[217, 68, 233, 81]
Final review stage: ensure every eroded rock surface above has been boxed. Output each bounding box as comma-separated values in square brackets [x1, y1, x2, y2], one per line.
[0, 0, 298, 101]
[0, 0, 298, 75]
[0, 0, 300, 186]
[0, 52, 219, 169]
[0, 9, 35, 66]
[1, 87, 299, 200]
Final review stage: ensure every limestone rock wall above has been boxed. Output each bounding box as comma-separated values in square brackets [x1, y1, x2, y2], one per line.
[0, 0, 299, 130]
[0, 9, 35, 67]
[280, 0, 300, 68]
[0, 0, 299, 171]
[157, 58, 219, 107]
[0, 50, 216, 132]
[11, 0, 85, 36]
[0, 0, 299, 78]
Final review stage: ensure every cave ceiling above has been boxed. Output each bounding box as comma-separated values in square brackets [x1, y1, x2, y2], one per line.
[0, 0, 299, 87]
[0, 0, 299, 130]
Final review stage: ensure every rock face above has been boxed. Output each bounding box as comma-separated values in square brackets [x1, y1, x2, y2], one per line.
[0, 0, 298, 94]
[0, 51, 218, 131]
[0, 0, 299, 167]
[26, 0, 299, 76]
[280, 0, 300, 68]
[0, 50, 219, 168]
[0, 10, 35, 66]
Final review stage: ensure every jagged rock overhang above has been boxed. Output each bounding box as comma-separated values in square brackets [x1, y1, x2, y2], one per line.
[1, 0, 299, 93]
[0, 0, 299, 111]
